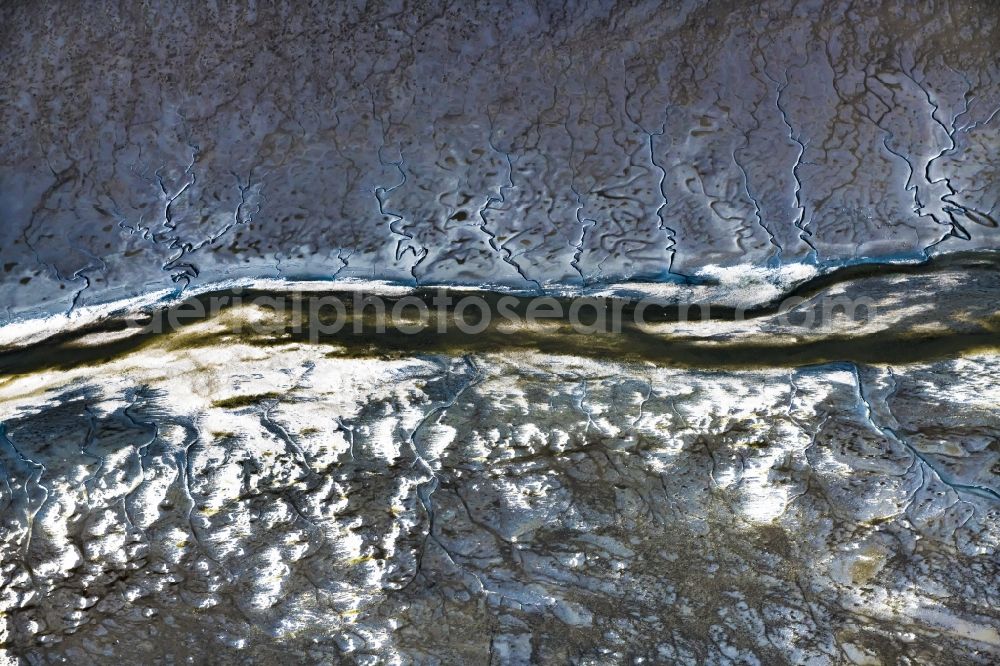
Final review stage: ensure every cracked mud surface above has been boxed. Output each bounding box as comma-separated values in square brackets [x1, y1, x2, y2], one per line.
[2, 1, 1000, 664]
[2, 0, 1000, 317]
[1, 333, 999, 663]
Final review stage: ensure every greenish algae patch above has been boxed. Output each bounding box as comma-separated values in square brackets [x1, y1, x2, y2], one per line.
[212, 392, 284, 409]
